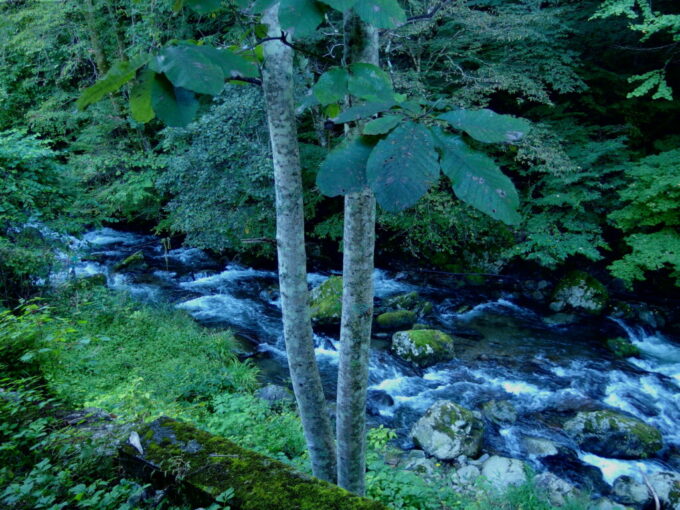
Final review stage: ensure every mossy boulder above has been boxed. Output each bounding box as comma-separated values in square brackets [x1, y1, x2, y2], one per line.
[606, 337, 640, 358]
[309, 276, 343, 325]
[410, 400, 484, 460]
[113, 250, 146, 272]
[376, 310, 417, 331]
[119, 417, 387, 510]
[392, 329, 455, 368]
[563, 410, 662, 459]
[550, 271, 609, 315]
[383, 291, 433, 317]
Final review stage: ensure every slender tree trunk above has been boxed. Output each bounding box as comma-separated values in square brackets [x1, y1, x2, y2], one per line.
[336, 13, 379, 495]
[261, 5, 337, 483]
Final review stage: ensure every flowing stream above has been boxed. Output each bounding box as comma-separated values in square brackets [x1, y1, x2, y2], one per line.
[58, 228, 680, 492]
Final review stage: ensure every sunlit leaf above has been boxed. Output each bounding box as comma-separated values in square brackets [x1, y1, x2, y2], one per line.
[130, 70, 156, 123]
[76, 55, 150, 110]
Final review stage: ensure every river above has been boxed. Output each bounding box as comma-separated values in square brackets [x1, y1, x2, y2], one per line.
[58, 227, 680, 493]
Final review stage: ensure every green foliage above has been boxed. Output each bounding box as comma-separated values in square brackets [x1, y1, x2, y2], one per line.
[158, 88, 276, 256]
[76, 55, 150, 110]
[38, 285, 259, 420]
[366, 122, 439, 212]
[317, 136, 372, 196]
[198, 393, 307, 463]
[439, 109, 530, 144]
[354, 0, 406, 29]
[279, 0, 325, 37]
[608, 149, 680, 286]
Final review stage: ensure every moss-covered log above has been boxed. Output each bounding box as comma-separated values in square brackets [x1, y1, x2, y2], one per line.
[119, 417, 387, 510]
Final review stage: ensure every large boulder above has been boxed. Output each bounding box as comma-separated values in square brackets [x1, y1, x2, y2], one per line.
[648, 472, 680, 509]
[611, 476, 650, 507]
[480, 456, 527, 489]
[550, 271, 608, 315]
[119, 417, 386, 509]
[563, 410, 662, 459]
[392, 329, 455, 368]
[534, 472, 579, 507]
[309, 276, 343, 325]
[375, 310, 416, 331]
[410, 400, 484, 460]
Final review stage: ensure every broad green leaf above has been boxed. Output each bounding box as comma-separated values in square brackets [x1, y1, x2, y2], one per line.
[279, 0, 324, 37]
[130, 70, 156, 123]
[313, 67, 349, 105]
[333, 101, 395, 123]
[199, 47, 259, 78]
[348, 63, 394, 102]
[362, 115, 401, 135]
[152, 45, 224, 95]
[151, 74, 199, 127]
[185, 0, 222, 13]
[438, 108, 530, 144]
[254, 23, 269, 39]
[433, 128, 520, 225]
[366, 122, 439, 212]
[317, 137, 374, 196]
[253, 0, 277, 13]
[354, 0, 406, 29]
[324, 103, 341, 117]
[76, 55, 149, 110]
[318, 0, 357, 11]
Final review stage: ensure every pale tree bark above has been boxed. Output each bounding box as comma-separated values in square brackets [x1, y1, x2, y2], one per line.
[336, 13, 379, 495]
[261, 5, 337, 483]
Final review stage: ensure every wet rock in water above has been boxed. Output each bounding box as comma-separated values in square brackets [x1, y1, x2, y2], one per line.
[114, 250, 146, 272]
[256, 384, 294, 405]
[480, 456, 527, 489]
[309, 276, 343, 325]
[543, 313, 580, 326]
[366, 389, 394, 417]
[410, 400, 484, 461]
[563, 410, 662, 459]
[534, 472, 579, 507]
[375, 310, 417, 331]
[540, 448, 609, 494]
[392, 329, 455, 368]
[550, 271, 609, 315]
[383, 291, 433, 317]
[587, 498, 630, 510]
[119, 417, 386, 509]
[647, 472, 680, 508]
[606, 337, 640, 358]
[521, 437, 558, 458]
[611, 476, 650, 506]
[481, 400, 518, 425]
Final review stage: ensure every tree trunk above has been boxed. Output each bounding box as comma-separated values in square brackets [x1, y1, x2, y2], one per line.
[261, 5, 337, 483]
[336, 13, 379, 495]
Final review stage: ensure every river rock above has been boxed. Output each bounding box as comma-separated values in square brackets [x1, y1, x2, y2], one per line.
[256, 384, 294, 405]
[587, 498, 629, 510]
[534, 472, 578, 507]
[366, 389, 394, 417]
[550, 271, 609, 315]
[400, 450, 439, 477]
[480, 456, 527, 489]
[522, 437, 558, 458]
[309, 276, 343, 324]
[410, 401, 484, 460]
[606, 337, 640, 358]
[454, 464, 481, 484]
[481, 400, 518, 425]
[392, 329, 455, 368]
[563, 410, 662, 459]
[113, 250, 146, 272]
[383, 291, 433, 317]
[611, 476, 650, 506]
[648, 471, 680, 508]
[376, 310, 416, 331]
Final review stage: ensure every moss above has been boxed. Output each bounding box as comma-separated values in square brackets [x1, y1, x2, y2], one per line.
[121, 417, 386, 510]
[375, 310, 416, 330]
[606, 337, 640, 358]
[383, 292, 433, 317]
[309, 276, 343, 324]
[392, 329, 455, 367]
[113, 250, 146, 272]
[551, 270, 609, 314]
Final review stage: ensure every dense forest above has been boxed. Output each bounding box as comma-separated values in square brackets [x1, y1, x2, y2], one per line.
[1, 0, 679, 509]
